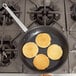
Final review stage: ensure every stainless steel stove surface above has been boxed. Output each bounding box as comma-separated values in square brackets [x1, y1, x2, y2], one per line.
[0, 0, 75, 74]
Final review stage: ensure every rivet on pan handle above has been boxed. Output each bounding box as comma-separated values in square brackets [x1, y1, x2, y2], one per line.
[2, 3, 28, 33]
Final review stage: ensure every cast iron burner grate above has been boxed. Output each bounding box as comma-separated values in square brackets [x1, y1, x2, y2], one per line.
[0, 5, 20, 25]
[0, 39, 17, 66]
[29, 3, 60, 25]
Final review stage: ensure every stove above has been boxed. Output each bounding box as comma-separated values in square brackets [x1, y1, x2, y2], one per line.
[0, 0, 75, 74]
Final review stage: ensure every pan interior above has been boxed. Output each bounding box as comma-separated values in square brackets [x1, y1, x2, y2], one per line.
[20, 26, 68, 73]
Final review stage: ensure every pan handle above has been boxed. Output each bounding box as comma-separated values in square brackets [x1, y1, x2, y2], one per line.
[2, 3, 28, 33]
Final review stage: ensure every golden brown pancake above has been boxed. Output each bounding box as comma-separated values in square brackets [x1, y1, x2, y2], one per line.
[47, 44, 63, 60]
[33, 54, 50, 70]
[22, 42, 38, 58]
[35, 33, 51, 48]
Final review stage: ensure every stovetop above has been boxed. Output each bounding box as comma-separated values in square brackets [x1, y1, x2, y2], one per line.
[0, 0, 76, 73]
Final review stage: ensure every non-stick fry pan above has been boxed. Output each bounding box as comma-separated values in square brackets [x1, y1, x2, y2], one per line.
[3, 3, 69, 73]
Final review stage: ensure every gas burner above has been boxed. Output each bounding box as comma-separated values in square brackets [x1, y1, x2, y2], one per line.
[0, 5, 20, 25]
[30, 6, 60, 25]
[71, 4, 76, 21]
[0, 38, 17, 66]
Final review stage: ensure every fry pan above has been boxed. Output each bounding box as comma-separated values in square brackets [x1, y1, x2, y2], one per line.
[2, 3, 69, 73]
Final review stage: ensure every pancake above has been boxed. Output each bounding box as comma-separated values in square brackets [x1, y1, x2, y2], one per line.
[35, 33, 51, 48]
[47, 44, 63, 60]
[33, 54, 50, 70]
[22, 42, 38, 58]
